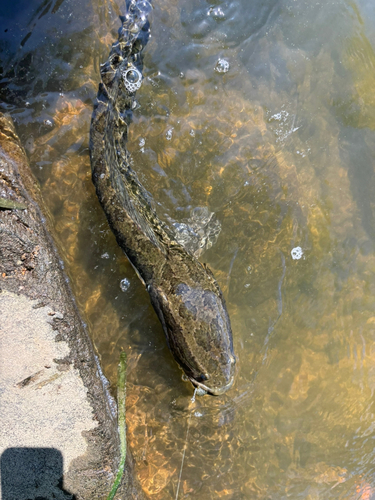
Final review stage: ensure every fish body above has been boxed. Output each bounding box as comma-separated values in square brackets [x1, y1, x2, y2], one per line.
[89, 0, 235, 395]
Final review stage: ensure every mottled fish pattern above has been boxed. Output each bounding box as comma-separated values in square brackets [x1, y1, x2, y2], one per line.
[89, 0, 235, 395]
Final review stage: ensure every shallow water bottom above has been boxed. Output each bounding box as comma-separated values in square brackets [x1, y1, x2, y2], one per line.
[2, 0, 375, 498]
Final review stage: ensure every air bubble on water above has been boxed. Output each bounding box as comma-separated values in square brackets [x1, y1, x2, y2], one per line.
[213, 7, 225, 19]
[214, 58, 229, 73]
[208, 6, 225, 20]
[120, 278, 131, 292]
[127, 69, 139, 83]
[291, 246, 303, 260]
[166, 128, 174, 140]
[196, 387, 207, 396]
[270, 110, 289, 123]
[101, 252, 110, 259]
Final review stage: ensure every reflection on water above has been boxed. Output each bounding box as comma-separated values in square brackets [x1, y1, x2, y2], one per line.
[2, 0, 375, 497]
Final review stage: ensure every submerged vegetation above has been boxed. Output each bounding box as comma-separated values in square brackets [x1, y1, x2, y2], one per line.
[106, 352, 127, 500]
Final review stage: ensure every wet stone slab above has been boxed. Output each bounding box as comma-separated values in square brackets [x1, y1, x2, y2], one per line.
[0, 291, 98, 498]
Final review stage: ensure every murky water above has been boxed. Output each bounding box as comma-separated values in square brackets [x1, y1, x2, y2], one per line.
[2, 0, 375, 497]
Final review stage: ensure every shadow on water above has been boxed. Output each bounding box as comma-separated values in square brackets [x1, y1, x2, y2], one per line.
[1, 448, 75, 500]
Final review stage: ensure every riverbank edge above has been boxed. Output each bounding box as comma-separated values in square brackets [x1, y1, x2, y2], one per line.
[0, 112, 144, 499]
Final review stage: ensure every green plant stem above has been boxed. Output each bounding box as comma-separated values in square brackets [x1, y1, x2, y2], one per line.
[106, 352, 127, 500]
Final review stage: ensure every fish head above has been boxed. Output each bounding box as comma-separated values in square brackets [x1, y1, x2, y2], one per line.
[148, 281, 236, 395]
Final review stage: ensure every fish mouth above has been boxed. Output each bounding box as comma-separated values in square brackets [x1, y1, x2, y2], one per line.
[189, 375, 234, 396]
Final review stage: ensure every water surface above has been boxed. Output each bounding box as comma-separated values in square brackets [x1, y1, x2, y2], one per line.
[2, 0, 375, 498]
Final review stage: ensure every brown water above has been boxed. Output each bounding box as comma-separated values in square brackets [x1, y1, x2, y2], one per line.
[2, 0, 375, 498]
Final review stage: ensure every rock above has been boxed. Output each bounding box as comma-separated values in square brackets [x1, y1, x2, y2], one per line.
[0, 113, 144, 499]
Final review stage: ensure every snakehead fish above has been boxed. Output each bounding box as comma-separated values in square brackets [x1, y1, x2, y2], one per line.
[89, 0, 235, 395]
